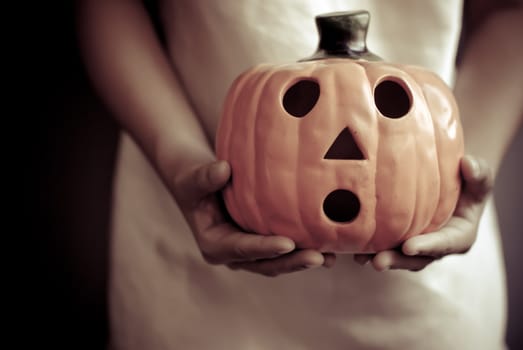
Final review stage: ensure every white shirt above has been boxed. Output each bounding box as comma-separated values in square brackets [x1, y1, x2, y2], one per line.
[109, 1, 507, 349]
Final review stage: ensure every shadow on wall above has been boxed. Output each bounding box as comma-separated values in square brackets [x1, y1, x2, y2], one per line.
[22, 1, 116, 349]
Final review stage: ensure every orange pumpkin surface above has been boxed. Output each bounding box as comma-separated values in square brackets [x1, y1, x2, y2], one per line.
[215, 12, 464, 253]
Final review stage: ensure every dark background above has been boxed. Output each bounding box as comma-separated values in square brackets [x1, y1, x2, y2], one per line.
[22, 2, 522, 349]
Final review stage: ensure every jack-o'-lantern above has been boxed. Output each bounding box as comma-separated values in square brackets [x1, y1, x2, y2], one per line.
[215, 11, 464, 253]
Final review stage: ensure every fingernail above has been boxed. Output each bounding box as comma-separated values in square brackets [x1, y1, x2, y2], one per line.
[303, 258, 323, 269]
[276, 246, 294, 255]
[403, 248, 419, 256]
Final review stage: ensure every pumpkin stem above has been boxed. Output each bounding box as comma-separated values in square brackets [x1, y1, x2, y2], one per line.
[301, 10, 382, 62]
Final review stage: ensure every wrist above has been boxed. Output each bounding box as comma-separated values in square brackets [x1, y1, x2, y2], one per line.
[153, 133, 216, 190]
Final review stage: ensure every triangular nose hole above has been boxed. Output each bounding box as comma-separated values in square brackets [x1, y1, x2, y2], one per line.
[324, 128, 365, 160]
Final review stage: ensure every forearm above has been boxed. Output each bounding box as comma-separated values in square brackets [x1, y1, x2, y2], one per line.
[454, 6, 523, 176]
[77, 0, 214, 178]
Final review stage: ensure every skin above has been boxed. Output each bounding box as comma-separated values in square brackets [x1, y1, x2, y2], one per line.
[77, 0, 522, 276]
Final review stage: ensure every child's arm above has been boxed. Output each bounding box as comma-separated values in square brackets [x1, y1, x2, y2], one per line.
[456, 2, 523, 176]
[77, 0, 335, 276]
[356, 2, 523, 271]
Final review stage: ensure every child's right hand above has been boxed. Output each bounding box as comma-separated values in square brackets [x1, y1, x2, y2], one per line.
[172, 160, 336, 277]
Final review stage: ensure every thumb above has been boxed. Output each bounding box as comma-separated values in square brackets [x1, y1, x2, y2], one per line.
[175, 160, 231, 205]
[460, 155, 494, 202]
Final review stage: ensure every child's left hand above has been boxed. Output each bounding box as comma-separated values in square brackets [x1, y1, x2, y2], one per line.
[353, 155, 493, 271]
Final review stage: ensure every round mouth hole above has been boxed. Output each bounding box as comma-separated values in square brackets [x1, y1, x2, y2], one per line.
[323, 189, 360, 223]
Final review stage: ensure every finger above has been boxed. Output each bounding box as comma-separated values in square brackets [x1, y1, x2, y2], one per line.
[461, 155, 493, 202]
[372, 250, 435, 272]
[402, 216, 475, 257]
[227, 249, 325, 277]
[322, 253, 337, 268]
[199, 225, 296, 264]
[177, 160, 231, 204]
[400, 156, 492, 259]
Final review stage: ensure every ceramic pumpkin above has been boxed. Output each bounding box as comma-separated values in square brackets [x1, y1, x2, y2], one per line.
[215, 11, 464, 253]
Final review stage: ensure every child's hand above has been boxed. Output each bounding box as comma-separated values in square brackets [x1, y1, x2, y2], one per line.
[353, 155, 493, 271]
[173, 160, 336, 276]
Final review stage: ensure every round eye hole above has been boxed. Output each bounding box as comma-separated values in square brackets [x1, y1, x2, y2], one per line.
[282, 79, 320, 118]
[374, 79, 411, 118]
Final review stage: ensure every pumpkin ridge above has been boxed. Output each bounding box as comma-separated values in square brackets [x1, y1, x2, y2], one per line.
[400, 71, 426, 241]
[411, 66, 462, 232]
[369, 66, 407, 250]
[325, 65, 340, 248]
[404, 136, 419, 241]
[398, 68, 443, 237]
[359, 66, 380, 252]
[229, 69, 269, 232]
[249, 69, 276, 234]
[329, 63, 367, 250]
[403, 126, 426, 245]
[259, 67, 311, 238]
[419, 80, 445, 232]
[423, 85, 443, 233]
[295, 63, 324, 247]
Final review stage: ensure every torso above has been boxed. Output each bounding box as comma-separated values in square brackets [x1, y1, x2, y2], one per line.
[109, 1, 507, 349]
